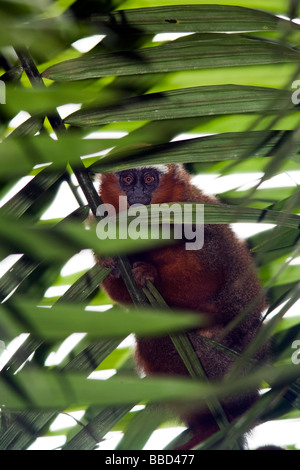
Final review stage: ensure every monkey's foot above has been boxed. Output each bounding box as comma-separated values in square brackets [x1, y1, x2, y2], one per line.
[132, 261, 158, 288]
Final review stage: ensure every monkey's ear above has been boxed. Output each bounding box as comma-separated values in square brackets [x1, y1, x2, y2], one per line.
[166, 164, 190, 183]
[98, 172, 124, 210]
[171, 163, 186, 174]
[98, 172, 119, 188]
[94, 173, 102, 184]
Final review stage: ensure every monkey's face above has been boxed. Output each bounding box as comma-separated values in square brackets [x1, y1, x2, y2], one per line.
[99, 164, 186, 210]
[117, 168, 161, 206]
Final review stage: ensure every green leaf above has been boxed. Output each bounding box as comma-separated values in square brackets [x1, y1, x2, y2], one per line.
[2, 362, 300, 410]
[1, 0, 300, 451]
[0, 135, 118, 177]
[116, 404, 168, 450]
[117, 202, 300, 229]
[8, 116, 44, 137]
[90, 131, 286, 172]
[221, 187, 299, 209]
[0, 0, 51, 16]
[0, 409, 58, 450]
[120, 0, 294, 13]
[0, 206, 89, 303]
[65, 85, 297, 127]
[0, 370, 208, 410]
[55, 263, 110, 305]
[5, 83, 96, 116]
[9, 302, 205, 340]
[0, 13, 88, 57]
[43, 36, 300, 81]
[0, 167, 65, 218]
[92, 5, 298, 34]
[250, 227, 300, 265]
[62, 404, 134, 450]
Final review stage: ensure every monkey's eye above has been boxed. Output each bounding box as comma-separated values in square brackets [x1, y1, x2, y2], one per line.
[122, 175, 134, 185]
[144, 175, 155, 184]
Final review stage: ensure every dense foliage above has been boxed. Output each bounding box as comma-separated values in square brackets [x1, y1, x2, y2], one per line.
[0, 0, 300, 450]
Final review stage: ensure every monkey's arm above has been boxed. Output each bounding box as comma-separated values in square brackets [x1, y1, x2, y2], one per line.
[97, 256, 132, 304]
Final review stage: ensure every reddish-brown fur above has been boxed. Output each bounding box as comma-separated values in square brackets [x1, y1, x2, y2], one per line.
[97, 164, 268, 449]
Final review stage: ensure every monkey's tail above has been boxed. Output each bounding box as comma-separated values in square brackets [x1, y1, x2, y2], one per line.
[175, 424, 284, 451]
[175, 414, 220, 450]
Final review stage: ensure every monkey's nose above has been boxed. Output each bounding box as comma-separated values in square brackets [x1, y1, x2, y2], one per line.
[128, 195, 151, 206]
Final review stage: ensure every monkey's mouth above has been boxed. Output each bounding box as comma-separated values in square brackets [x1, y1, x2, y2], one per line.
[128, 197, 151, 206]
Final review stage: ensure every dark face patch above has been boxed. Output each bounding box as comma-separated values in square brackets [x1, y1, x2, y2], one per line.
[117, 168, 160, 206]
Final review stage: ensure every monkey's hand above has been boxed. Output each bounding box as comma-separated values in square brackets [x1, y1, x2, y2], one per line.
[132, 261, 158, 288]
[99, 257, 121, 278]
